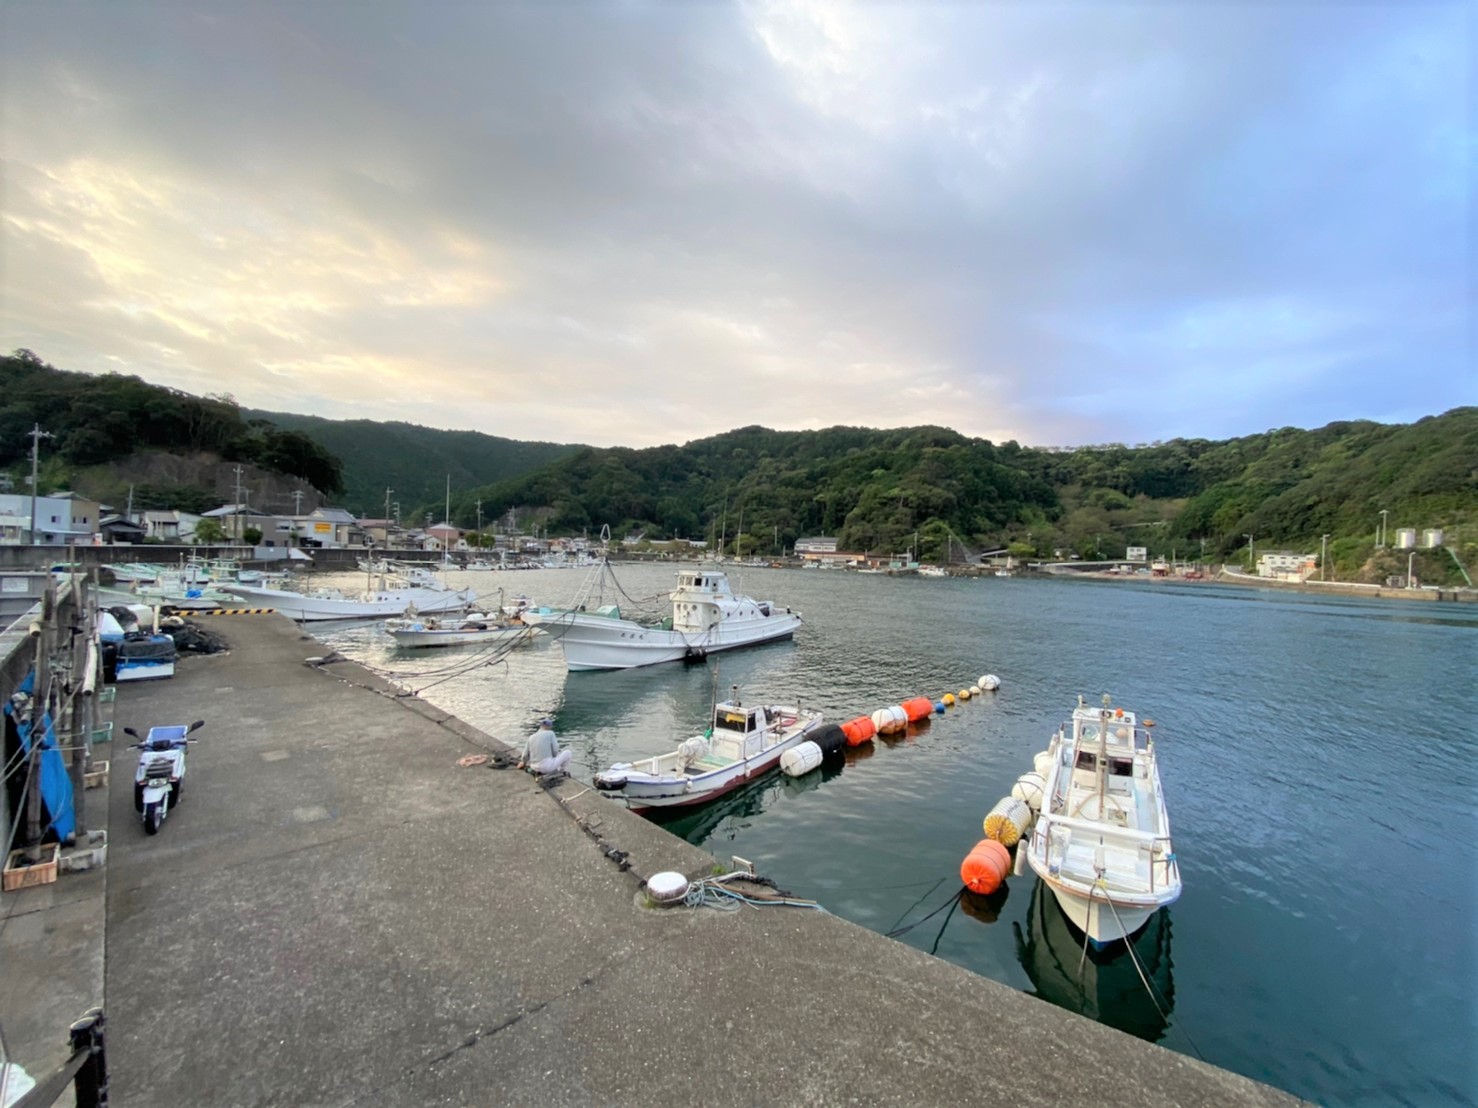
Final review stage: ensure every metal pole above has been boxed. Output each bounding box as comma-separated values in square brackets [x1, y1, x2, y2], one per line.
[28, 423, 52, 545]
[1407, 550, 1416, 588]
[1322, 534, 1330, 581]
[1379, 509, 1388, 549]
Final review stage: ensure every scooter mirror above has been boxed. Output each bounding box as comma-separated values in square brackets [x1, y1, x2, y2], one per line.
[122, 727, 138, 738]
[188, 720, 205, 732]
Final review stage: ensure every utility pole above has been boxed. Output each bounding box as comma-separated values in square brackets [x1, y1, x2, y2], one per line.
[476, 499, 483, 547]
[28, 423, 52, 545]
[292, 489, 304, 516]
[1321, 534, 1331, 581]
[1378, 509, 1388, 549]
[232, 465, 245, 544]
[1244, 533, 1255, 571]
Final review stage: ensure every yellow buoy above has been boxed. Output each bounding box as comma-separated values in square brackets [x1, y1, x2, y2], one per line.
[942, 693, 956, 706]
[959, 688, 973, 700]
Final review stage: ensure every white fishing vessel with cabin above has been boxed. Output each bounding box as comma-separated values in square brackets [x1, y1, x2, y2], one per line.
[523, 563, 802, 671]
[593, 688, 822, 809]
[1023, 695, 1181, 944]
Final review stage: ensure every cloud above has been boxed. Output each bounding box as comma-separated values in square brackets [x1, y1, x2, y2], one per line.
[0, 1, 1468, 449]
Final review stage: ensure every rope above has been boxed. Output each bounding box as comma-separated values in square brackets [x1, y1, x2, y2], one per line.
[1092, 878, 1207, 1062]
[680, 874, 828, 913]
[886, 886, 965, 938]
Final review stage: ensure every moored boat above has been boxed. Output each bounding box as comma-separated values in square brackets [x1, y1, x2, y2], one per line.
[524, 563, 802, 671]
[594, 689, 822, 809]
[384, 611, 534, 649]
[219, 581, 476, 621]
[1023, 695, 1181, 945]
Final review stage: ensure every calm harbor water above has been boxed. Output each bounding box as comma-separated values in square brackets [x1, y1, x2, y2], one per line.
[315, 564, 1477, 1105]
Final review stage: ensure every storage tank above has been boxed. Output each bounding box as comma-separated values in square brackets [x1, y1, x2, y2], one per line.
[1424, 529, 1445, 549]
[1395, 528, 1417, 550]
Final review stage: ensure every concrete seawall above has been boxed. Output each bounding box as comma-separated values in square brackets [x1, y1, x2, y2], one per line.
[19, 614, 1300, 1105]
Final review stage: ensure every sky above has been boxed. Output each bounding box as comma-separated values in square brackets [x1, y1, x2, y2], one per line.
[1, 2, 1471, 450]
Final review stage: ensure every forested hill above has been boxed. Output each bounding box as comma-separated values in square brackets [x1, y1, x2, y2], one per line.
[244, 409, 579, 517]
[0, 351, 344, 494]
[453, 410, 1477, 568]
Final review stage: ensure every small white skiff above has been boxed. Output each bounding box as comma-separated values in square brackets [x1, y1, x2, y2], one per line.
[1024, 695, 1181, 945]
[384, 612, 535, 649]
[219, 582, 477, 621]
[594, 690, 822, 810]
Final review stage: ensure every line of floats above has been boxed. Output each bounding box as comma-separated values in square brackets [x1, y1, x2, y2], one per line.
[772, 673, 1055, 902]
[777, 673, 1003, 777]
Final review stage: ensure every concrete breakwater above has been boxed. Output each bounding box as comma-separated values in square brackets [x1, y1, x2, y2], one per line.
[6, 613, 1299, 1105]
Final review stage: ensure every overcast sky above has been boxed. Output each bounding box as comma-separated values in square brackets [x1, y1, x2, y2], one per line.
[1, 2, 1470, 449]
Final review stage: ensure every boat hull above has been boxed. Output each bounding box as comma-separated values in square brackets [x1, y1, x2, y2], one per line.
[539, 611, 803, 671]
[387, 624, 533, 649]
[220, 584, 476, 621]
[1033, 873, 1161, 945]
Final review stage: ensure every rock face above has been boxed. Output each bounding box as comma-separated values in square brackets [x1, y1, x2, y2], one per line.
[73, 452, 325, 515]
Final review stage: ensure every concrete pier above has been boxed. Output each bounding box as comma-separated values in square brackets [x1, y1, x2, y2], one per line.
[32, 615, 1298, 1105]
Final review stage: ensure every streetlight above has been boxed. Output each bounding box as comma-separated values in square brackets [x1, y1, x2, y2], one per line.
[1407, 550, 1417, 589]
[1244, 533, 1255, 572]
[1378, 509, 1388, 549]
[1321, 533, 1331, 582]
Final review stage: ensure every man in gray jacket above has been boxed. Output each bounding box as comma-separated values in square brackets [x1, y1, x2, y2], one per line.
[518, 718, 571, 777]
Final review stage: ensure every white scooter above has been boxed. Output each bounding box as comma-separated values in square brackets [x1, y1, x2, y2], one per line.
[123, 720, 204, 835]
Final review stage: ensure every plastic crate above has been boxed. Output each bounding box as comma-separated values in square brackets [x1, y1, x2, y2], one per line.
[97, 686, 117, 704]
[90, 722, 113, 746]
[84, 760, 109, 788]
[59, 831, 108, 874]
[4, 843, 60, 891]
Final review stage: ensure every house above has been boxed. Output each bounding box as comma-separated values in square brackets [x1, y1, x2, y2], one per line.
[297, 507, 363, 548]
[141, 510, 203, 543]
[424, 523, 466, 553]
[0, 492, 101, 544]
[202, 503, 292, 544]
[99, 514, 148, 544]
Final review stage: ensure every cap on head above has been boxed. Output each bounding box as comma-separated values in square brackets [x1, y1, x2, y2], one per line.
[539, 717, 553, 727]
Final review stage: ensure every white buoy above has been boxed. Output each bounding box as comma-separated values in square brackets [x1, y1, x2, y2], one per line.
[1013, 843, 1030, 877]
[1012, 771, 1046, 812]
[780, 741, 823, 777]
[979, 674, 1001, 691]
[1033, 750, 1053, 778]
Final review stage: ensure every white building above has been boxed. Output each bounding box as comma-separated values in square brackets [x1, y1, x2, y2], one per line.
[795, 537, 838, 554]
[0, 492, 101, 545]
[1256, 551, 1317, 580]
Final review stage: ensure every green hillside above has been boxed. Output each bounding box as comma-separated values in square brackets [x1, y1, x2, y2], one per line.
[245, 409, 579, 518]
[454, 411, 1477, 582]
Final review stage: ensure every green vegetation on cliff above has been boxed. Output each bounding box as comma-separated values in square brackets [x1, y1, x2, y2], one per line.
[1, 351, 345, 495]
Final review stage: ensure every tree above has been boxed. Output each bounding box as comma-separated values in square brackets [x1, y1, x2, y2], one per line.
[194, 518, 226, 544]
[242, 526, 263, 544]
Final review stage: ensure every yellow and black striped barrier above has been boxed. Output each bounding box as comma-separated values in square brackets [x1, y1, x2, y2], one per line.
[197, 608, 277, 616]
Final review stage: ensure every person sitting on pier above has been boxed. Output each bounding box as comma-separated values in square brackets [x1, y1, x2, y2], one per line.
[517, 718, 571, 777]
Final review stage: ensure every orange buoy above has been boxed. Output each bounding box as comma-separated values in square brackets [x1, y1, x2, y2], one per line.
[960, 839, 1011, 894]
[840, 715, 876, 745]
[901, 696, 933, 722]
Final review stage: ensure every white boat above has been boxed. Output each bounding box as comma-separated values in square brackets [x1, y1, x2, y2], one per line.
[593, 690, 822, 809]
[384, 612, 534, 649]
[1023, 695, 1181, 945]
[523, 564, 802, 672]
[218, 581, 477, 621]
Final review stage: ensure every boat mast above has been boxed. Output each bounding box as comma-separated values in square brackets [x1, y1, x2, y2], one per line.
[1097, 695, 1111, 814]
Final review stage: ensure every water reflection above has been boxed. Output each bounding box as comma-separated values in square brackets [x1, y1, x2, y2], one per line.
[959, 884, 1011, 925]
[1012, 879, 1174, 1043]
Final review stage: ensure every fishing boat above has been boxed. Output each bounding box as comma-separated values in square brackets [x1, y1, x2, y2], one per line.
[384, 611, 534, 649]
[523, 563, 802, 671]
[593, 689, 822, 809]
[1023, 695, 1181, 945]
[218, 573, 476, 622]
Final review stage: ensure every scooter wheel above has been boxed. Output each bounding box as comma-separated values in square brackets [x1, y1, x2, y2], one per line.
[144, 802, 162, 835]
[134, 784, 144, 813]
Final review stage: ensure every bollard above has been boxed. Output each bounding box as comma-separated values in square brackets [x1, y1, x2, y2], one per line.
[68, 1006, 108, 1108]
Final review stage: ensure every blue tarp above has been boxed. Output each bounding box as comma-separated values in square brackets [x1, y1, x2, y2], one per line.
[5, 669, 76, 842]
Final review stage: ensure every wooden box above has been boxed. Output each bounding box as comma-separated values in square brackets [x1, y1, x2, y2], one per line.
[3, 843, 60, 891]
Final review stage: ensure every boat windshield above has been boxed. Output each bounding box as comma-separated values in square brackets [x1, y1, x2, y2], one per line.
[713, 708, 754, 734]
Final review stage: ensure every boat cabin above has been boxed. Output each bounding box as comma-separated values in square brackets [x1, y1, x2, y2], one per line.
[709, 700, 774, 761]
